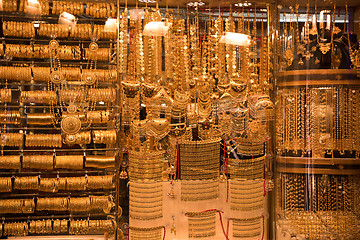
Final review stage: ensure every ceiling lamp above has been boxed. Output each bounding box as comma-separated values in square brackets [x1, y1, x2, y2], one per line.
[138, 0, 157, 3]
[187, 1, 205, 7]
[24, 0, 41, 15]
[219, 32, 251, 46]
[234, 2, 252, 7]
[104, 18, 117, 33]
[58, 12, 77, 28]
[143, 22, 171, 36]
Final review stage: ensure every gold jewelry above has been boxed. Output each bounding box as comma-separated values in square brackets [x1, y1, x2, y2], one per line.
[0, 133, 23, 147]
[0, 177, 12, 192]
[69, 197, 90, 212]
[55, 155, 83, 170]
[36, 197, 69, 211]
[87, 175, 114, 189]
[85, 155, 115, 169]
[22, 155, 53, 170]
[0, 155, 21, 170]
[14, 176, 38, 190]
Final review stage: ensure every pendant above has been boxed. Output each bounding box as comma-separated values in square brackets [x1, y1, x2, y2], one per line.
[167, 183, 176, 198]
[319, 43, 331, 55]
[119, 168, 128, 179]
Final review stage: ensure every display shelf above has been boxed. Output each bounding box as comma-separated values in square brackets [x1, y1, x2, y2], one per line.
[0, 1, 121, 238]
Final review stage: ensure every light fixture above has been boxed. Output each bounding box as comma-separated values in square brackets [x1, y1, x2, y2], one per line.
[104, 18, 117, 33]
[143, 22, 171, 36]
[58, 12, 77, 28]
[219, 32, 251, 46]
[138, 0, 157, 3]
[187, 1, 205, 7]
[24, 0, 41, 15]
[234, 2, 252, 7]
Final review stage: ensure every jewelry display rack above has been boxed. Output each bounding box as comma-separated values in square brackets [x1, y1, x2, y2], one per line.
[0, 0, 124, 238]
[275, 3, 360, 239]
[118, 2, 276, 239]
[0, 0, 359, 239]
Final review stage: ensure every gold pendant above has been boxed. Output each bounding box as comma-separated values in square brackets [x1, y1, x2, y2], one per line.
[286, 48, 294, 66]
[319, 43, 331, 55]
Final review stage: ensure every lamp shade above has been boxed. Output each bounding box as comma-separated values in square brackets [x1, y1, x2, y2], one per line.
[104, 18, 117, 33]
[219, 32, 251, 46]
[58, 12, 77, 28]
[24, 0, 41, 15]
[143, 22, 170, 36]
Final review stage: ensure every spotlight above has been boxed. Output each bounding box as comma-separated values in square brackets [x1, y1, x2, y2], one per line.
[187, 1, 205, 7]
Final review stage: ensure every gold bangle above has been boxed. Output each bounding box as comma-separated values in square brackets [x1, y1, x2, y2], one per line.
[36, 197, 68, 211]
[39, 177, 59, 192]
[0, 155, 21, 170]
[14, 176, 38, 190]
[55, 155, 83, 170]
[69, 197, 91, 212]
[85, 155, 115, 169]
[0, 133, 23, 147]
[65, 176, 87, 190]
[22, 155, 54, 170]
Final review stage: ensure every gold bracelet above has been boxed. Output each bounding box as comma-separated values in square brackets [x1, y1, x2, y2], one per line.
[22, 155, 54, 170]
[36, 197, 68, 211]
[0, 155, 21, 170]
[85, 155, 115, 169]
[14, 176, 38, 190]
[69, 197, 90, 212]
[55, 155, 83, 170]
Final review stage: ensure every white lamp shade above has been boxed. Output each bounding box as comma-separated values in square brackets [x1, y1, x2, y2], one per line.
[24, 0, 41, 15]
[219, 32, 251, 46]
[104, 18, 117, 33]
[58, 12, 77, 28]
[143, 22, 170, 36]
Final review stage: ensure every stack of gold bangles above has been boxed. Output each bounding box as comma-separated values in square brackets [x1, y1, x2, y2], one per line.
[0, 199, 35, 214]
[0, 155, 21, 170]
[85, 155, 115, 169]
[22, 155, 54, 170]
[0, 66, 31, 82]
[0, 177, 12, 192]
[86, 110, 111, 124]
[55, 155, 83, 170]
[0, 133, 23, 147]
[93, 130, 117, 144]
[88, 88, 116, 103]
[0, 89, 12, 102]
[70, 24, 92, 39]
[2, 219, 115, 237]
[63, 131, 91, 145]
[84, 48, 111, 61]
[85, 2, 116, 18]
[3, 222, 29, 236]
[3, 21, 35, 38]
[1, 0, 18, 12]
[38, 23, 69, 38]
[29, 220, 52, 234]
[14, 176, 39, 190]
[25, 134, 62, 148]
[52, 0, 83, 15]
[0, 175, 115, 193]
[0, 111, 20, 124]
[20, 91, 57, 104]
[26, 113, 55, 125]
